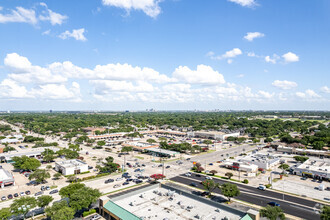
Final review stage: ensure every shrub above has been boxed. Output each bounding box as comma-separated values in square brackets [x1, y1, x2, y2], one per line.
[82, 209, 96, 217]
[265, 184, 272, 188]
[242, 179, 249, 184]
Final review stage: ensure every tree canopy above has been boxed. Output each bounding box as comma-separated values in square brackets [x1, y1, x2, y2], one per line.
[59, 183, 101, 211]
[12, 156, 41, 171]
[220, 183, 240, 202]
[260, 205, 285, 220]
[45, 200, 75, 220]
[29, 169, 51, 184]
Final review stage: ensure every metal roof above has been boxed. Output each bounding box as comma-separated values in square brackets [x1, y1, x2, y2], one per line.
[103, 200, 141, 220]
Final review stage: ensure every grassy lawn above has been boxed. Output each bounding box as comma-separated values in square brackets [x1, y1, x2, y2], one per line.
[134, 156, 144, 160]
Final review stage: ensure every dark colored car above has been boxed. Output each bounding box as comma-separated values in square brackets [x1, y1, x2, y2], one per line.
[41, 186, 46, 191]
[88, 166, 93, 169]
[268, 202, 280, 207]
[35, 191, 43, 196]
[105, 179, 114, 184]
[195, 174, 201, 177]
[166, 166, 170, 169]
[7, 194, 13, 199]
[135, 180, 143, 184]
[25, 190, 31, 195]
[49, 189, 58, 194]
[201, 191, 210, 197]
[190, 183, 197, 187]
[123, 182, 130, 185]
[14, 193, 19, 197]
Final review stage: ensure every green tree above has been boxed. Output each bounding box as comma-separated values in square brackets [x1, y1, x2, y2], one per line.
[96, 141, 106, 147]
[225, 172, 233, 179]
[69, 143, 80, 152]
[220, 183, 240, 202]
[29, 169, 51, 184]
[203, 140, 213, 147]
[293, 156, 309, 163]
[320, 205, 330, 220]
[312, 141, 325, 150]
[158, 137, 167, 141]
[59, 183, 85, 198]
[10, 197, 37, 219]
[37, 195, 54, 208]
[210, 170, 218, 176]
[42, 149, 56, 163]
[260, 205, 285, 220]
[202, 179, 219, 196]
[57, 149, 79, 159]
[45, 200, 75, 220]
[121, 146, 133, 153]
[253, 138, 260, 144]
[69, 187, 102, 211]
[12, 156, 41, 171]
[264, 137, 273, 143]
[59, 183, 101, 212]
[0, 208, 11, 220]
[146, 138, 156, 144]
[96, 156, 118, 173]
[53, 172, 62, 180]
[278, 163, 289, 171]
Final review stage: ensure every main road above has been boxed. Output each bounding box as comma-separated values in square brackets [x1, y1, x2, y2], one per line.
[171, 174, 322, 220]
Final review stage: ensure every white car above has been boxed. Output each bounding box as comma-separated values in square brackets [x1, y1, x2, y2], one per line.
[205, 176, 212, 180]
[185, 173, 191, 177]
[258, 185, 266, 191]
[116, 177, 123, 181]
[20, 192, 25, 196]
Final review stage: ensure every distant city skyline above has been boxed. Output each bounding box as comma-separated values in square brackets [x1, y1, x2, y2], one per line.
[0, 0, 329, 110]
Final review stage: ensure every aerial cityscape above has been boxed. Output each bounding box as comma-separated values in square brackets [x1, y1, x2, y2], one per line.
[0, 0, 329, 220]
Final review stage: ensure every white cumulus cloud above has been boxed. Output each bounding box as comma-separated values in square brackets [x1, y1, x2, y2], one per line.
[265, 54, 280, 64]
[39, 3, 68, 25]
[282, 52, 299, 63]
[296, 89, 321, 99]
[59, 28, 87, 41]
[244, 32, 265, 41]
[173, 64, 225, 85]
[272, 80, 298, 90]
[228, 0, 257, 7]
[102, 0, 162, 18]
[207, 48, 242, 63]
[320, 86, 330, 93]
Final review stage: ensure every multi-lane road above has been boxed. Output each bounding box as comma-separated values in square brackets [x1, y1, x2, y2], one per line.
[171, 174, 322, 220]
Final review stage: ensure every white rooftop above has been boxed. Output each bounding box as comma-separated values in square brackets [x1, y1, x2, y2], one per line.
[114, 187, 241, 220]
[0, 168, 14, 182]
[56, 159, 87, 168]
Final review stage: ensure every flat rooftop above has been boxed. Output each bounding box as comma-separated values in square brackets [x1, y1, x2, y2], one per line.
[297, 159, 330, 173]
[0, 168, 14, 182]
[56, 159, 87, 168]
[113, 187, 242, 220]
[146, 148, 179, 155]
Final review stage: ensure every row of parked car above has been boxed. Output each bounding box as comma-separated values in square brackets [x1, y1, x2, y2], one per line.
[1, 191, 31, 201]
[1, 186, 59, 201]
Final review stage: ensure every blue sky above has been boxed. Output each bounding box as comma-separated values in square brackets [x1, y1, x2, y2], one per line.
[0, 0, 329, 111]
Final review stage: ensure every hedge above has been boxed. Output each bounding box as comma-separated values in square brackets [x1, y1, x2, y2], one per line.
[83, 209, 96, 217]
